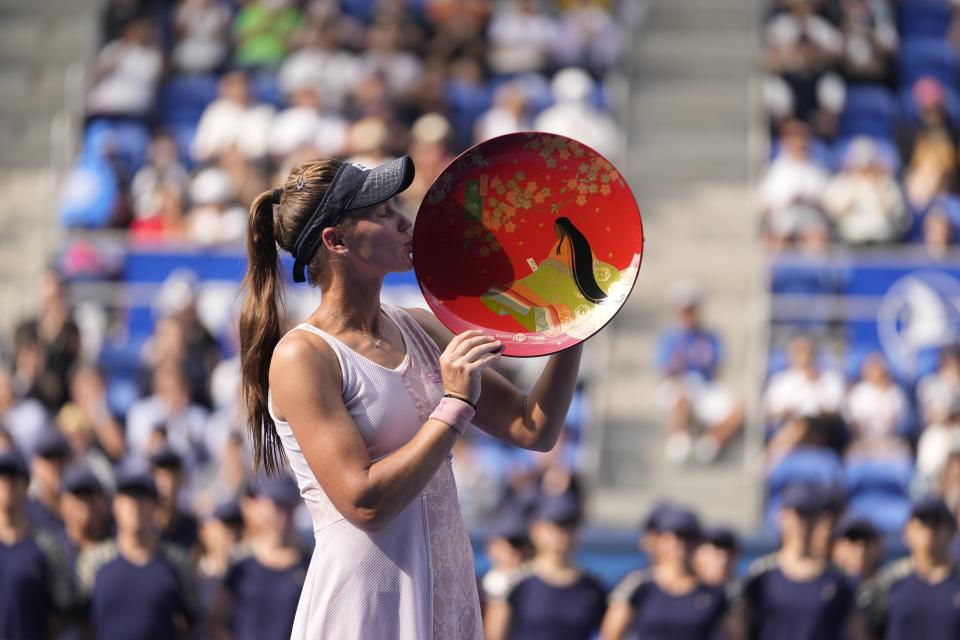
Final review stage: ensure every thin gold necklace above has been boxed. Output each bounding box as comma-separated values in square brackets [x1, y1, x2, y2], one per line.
[319, 307, 385, 349]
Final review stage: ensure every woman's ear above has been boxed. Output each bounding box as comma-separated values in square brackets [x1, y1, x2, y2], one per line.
[321, 227, 349, 255]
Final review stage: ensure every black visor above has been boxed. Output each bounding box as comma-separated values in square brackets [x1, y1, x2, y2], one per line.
[291, 156, 415, 282]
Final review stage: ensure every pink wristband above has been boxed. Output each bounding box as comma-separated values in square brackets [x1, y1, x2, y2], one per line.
[429, 396, 475, 435]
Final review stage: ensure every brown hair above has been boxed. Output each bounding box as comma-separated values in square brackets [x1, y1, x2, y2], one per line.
[239, 158, 343, 475]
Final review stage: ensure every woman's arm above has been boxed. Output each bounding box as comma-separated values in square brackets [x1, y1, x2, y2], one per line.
[483, 598, 512, 640]
[406, 308, 582, 452]
[599, 601, 633, 640]
[269, 328, 501, 533]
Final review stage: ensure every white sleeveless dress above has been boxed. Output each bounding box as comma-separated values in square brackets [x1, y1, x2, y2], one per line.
[268, 304, 483, 639]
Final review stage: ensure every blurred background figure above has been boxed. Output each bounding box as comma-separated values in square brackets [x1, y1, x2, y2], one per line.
[485, 493, 606, 640]
[0, 450, 71, 640]
[656, 280, 743, 463]
[212, 475, 308, 640]
[694, 525, 741, 588]
[148, 447, 199, 553]
[77, 466, 197, 640]
[26, 428, 73, 536]
[731, 483, 853, 640]
[856, 496, 960, 640]
[831, 515, 882, 585]
[196, 500, 243, 635]
[602, 506, 729, 639]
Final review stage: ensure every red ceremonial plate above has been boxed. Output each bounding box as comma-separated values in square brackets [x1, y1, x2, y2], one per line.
[412, 132, 644, 357]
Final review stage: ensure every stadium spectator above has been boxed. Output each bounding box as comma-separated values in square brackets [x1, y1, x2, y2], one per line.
[196, 500, 243, 634]
[357, 20, 424, 103]
[551, 0, 624, 77]
[480, 503, 534, 609]
[486, 0, 557, 76]
[26, 429, 72, 536]
[231, 0, 302, 70]
[731, 482, 853, 640]
[76, 466, 198, 639]
[268, 86, 348, 160]
[602, 507, 729, 639]
[916, 397, 960, 493]
[855, 496, 960, 640]
[762, 0, 844, 137]
[130, 132, 188, 240]
[831, 515, 882, 584]
[694, 525, 741, 588]
[185, 165, 248, 246]
[916, 346, 960, 426]
[171, 0, 231, 75]
[60, 363, 125, 466]
[125, 362, 208, 464]
[191, 71, 275, 163]
[844, 351, 909, 443]
[898, 78, 958, 196]
[277, 20, 361, 112]
[475, 80, 531, 143]
[534, 67, 620, 161]
[484, 493, 607, 640]
[759, 120, 830, 249]
[85, 18, 163, 119]
[0, 450, 71, 639]
[0, 366, 48, 459]
[764, 335, 845, 426]
[822, 137, 908, 244]
[212, 475, 309, 640]
[656, 280, 743, 463]
[835, 0, 896, 85]
[402, 112, 455, 214]
[148, 448, 199, 552]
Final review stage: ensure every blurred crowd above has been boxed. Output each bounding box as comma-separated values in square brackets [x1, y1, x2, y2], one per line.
[759, 0, 960, 254]
[58, 0, 629, 242]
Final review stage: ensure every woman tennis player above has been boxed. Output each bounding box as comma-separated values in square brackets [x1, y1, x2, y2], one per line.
[238, 155, 582, 638]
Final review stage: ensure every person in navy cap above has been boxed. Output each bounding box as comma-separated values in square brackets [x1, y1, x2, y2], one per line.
[695, 525, 741, 588]
[641, 500, 681, 567]
[76, 465, 197, 639]
[0, 449, 72, 639]
[148, 447, 199, 552]
[211, 474, 309, 640]
[56, 463, 110, 640]
[480, 501, 534, 609]
[854, 496, 960, 640]
[831, 515, 882, 585]
[26, 427, 73, 535]
[603, 506, 730, 639]
[485, 492, 607, 640]
[731, 482, 853, 640]
[196, 500, 243, 635]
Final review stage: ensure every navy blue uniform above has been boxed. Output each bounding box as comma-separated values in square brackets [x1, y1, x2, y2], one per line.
[26, 496, 65, 535]
[504, 568, 607, 640]
[0, 530, 70, 640]
[739, 554, 853, 640]
[610, 569, 728, 640]
[77, 541, 197, 640]
[222, 551, 309, 640]
[857, 558, 960, 640]
[161, 511, 198, 550]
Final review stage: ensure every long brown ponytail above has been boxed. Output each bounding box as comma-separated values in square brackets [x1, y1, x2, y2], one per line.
[239, 158, 343, 475]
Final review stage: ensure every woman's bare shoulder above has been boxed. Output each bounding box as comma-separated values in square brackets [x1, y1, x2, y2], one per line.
[269, 329, 341, 396]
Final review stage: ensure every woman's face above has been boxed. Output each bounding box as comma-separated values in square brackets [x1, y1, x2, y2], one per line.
[339, 200, 414, 274]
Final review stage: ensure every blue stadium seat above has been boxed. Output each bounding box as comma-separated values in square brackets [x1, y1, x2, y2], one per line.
[838, 86, 898, 140]
[898, 38, 957, 88]
[765, 448, 844, 529]
[58, 160, 119, 228]
[250, 73, 286, 109]
[846, 456, 913, 496]
[898, 0, 953, 40]
[156, 74, 219, 126]
[84, 119, 151, 177]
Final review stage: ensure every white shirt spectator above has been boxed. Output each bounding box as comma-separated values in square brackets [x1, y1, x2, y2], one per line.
[764, 368, 846, 419]
[191, 99, 274, 162]
[2, 399, 48, 458]
[126, 394, 208, 464]
[766, 12, 843, 58]
[845, 380, 909, 440]
[917, 373, 960, 425]
[487, 2, 557, 75]
[278, 47, 362, 110]
[916, 421, 960, 487]
[533, 67, 619, 161]
[86, 39, 163, 117]
[268, 105, 347, 158]
[171, 0, 231, 74]
[759, 155, 829, 220]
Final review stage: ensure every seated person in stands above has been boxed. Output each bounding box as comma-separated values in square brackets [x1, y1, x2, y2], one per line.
[855, 497, 960, 640]
[844, 351, 910, 444]
[822, 138, 908, 245]
[602, 507, 730, 639]
[484, 493, 607, 640]
[730, 483, 853, 640]
[759, 120, 830, 250]
[655, 280, 743, 464]
[764, 335, 845, 430]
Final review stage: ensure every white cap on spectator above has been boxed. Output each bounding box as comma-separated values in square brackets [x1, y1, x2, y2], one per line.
[156, 268, 199, 316]
[411, 113, 450, 145]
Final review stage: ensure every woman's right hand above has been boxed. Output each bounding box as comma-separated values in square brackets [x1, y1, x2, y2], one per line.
[439, 330, 503, 405]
